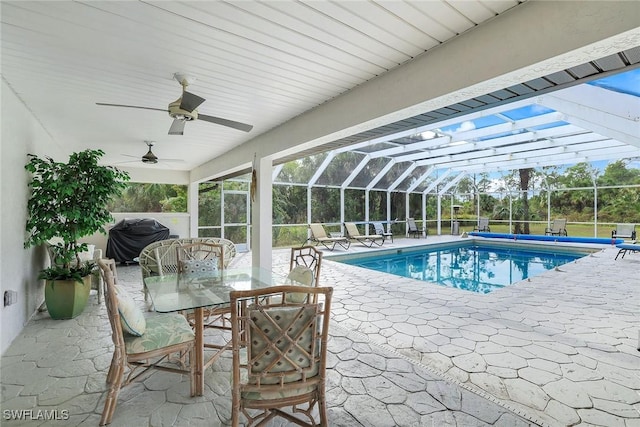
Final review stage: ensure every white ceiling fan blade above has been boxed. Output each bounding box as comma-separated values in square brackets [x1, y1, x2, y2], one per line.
[115, 159, 141, 165]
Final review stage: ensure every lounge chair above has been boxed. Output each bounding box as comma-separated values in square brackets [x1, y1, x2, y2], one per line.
[407, 217, 425, 238]
[615, 242, 640, 260]
[612, 223, 636, 240]
[344, 222, 384, 247]
[544, 219, 568, 236]
[308, 223, 350, 251]
[473, 217, 491, 232]
[372, 222, 393, 243]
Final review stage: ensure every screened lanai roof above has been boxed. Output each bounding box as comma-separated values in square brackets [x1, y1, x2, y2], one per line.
[269, 63, 640, 193]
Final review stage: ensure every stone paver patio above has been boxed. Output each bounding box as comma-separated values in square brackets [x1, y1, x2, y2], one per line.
[1, 236, 638, 426]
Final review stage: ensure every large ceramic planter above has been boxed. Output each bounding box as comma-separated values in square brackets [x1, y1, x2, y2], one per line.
[44, 275, 91, 319]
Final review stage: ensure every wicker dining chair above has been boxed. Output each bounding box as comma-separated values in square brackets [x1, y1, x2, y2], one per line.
[289, 245, 323, 287]
[139, 237, 237, 305]
[97, 259, 195, 426]
[176, 242, 231, 329]
[230, 285, 333, 427]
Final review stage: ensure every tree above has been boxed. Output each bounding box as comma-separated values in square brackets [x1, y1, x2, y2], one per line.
[518, 168, 532, 234]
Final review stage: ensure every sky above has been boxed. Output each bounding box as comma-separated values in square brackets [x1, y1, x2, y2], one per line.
[588, 67, 640, 96]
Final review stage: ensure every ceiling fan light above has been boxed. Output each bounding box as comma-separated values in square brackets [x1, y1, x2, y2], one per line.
[142, 149, 158, 164]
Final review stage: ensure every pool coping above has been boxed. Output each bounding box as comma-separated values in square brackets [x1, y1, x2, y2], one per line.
[325, 236, 600, 263]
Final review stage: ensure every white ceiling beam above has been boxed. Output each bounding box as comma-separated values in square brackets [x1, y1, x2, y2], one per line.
[436, 140, 631, 169]
[442, 112, 565, 141]
[341, 155, 371, 189]
[372, 111, 565, 160]
[351, 96, 545, 157]
[308, 151, 335, 187]
[366, 159, 396, 190]
[369, 134, 449, 158]
[439, 172, 468, 195]
[416, 135, 617, 167]
[406, 166, 436, 193]
[332, 135, 401, 154]
[451, 145, 639, 173]
[457, 151, 638, 175]
[272, 164, 284, 181]
[422, 170, 452, 194]
[396, 124, 590, 163]
[540, 85, 640, 147]
[388, 163, 418, 191]
[550, 84, 640, 123]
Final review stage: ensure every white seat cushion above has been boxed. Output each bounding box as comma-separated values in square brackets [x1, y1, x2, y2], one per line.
[115, 286, 146, 336]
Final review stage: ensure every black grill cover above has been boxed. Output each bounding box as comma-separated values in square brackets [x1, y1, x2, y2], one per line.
[106, 218, 170, 262]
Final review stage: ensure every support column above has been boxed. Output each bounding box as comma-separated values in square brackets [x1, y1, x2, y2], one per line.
[251, 155, 273, 270]
[189, 182, 199, 238]
[436, 195, 442, 235]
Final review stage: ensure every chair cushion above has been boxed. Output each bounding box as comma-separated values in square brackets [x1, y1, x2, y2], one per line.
[248, 306, 319, 383]
[179, 258, 219, 277]
[287, 265, 313, 286]
[115, 286, 146, 336]
[242, 382, 319, 401]
[124, 313, 195, 354]
[241, 305, 320, 401]
[285, 266, 314, 303]
[237, 349, 318, 401]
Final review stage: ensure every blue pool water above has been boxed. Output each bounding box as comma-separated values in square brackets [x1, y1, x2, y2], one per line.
[335, 242, 591, 294]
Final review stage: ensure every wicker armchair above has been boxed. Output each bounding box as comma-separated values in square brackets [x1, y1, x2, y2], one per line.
[139, 237, 237, 304]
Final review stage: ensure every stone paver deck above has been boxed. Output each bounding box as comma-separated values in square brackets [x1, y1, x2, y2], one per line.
[2, 236, 638, 426]
[316, 236, 640, 427]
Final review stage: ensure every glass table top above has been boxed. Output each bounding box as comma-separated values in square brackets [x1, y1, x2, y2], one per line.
[144, 267, 293, 313]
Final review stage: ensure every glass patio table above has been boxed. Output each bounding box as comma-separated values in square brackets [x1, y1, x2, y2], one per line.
[144, 267, 298, 396]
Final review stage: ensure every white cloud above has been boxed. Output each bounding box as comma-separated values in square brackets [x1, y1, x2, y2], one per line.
[456, 121, 476, 132]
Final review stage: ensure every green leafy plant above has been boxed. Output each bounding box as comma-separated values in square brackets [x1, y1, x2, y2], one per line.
[24, 149, 130, 282]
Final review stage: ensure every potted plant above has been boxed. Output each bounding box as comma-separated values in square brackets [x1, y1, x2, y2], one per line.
[24, 149, 129, 319]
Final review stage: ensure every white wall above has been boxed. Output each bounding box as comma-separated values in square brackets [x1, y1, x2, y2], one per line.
[0, 79, 191, 355]
[1, 79, 56, 355]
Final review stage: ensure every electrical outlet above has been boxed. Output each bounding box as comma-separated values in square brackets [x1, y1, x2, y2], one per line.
[4, 290, 18, 306]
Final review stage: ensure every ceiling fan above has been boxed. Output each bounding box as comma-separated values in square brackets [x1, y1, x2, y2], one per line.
[97, 73, 253, 135]
[120, 141, 184, 165]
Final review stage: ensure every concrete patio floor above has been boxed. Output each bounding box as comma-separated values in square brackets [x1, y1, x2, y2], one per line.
[1, 235, 638, 426]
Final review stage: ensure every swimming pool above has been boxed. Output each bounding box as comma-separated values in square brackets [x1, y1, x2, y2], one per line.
[332, 242, 593, 293]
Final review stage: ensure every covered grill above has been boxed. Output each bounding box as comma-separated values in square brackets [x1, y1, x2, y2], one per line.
[106, 218, 172, 263]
